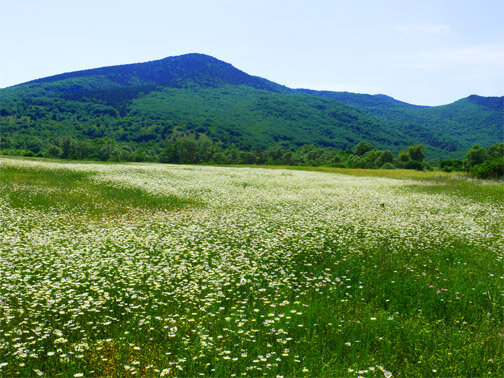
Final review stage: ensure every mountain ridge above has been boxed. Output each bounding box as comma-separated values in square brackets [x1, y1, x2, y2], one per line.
[9, 53, 289, 94]
[1, 53, 502, 158]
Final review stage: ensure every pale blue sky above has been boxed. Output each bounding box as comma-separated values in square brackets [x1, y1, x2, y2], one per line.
[1, 0, 503, 105]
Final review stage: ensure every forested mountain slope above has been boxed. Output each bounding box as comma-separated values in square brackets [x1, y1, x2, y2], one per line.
[1, 53, 501, 157]
[300, 89, 503, 153]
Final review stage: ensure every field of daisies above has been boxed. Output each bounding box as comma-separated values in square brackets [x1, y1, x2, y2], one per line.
[0, 157, 503, 377]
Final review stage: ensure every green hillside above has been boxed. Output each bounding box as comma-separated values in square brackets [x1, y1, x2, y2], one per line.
[0, 85, 409, 153]
[301, 90, 503, 153]
[1, 53, 501, 158]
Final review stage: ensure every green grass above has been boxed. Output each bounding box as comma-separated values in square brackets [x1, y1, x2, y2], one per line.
[227, 164, 463, 179]
[408, 176, 504, 203]
[0, 159, 502, 377]
[0, 164, 192, 217]
[229, 164, 504, 203]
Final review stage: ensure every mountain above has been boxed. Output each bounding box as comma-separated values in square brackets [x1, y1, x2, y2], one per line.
[1, 53, 502, 158]
[299, 90, 503, 153]
[3, 54, 289, 98]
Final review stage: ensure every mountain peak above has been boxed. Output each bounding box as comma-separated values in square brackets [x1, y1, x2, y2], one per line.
[157, 53, 231, 68]
[163, 52, 221, 61]
[15, 53, 287, 95]
[462, 94, 504, 111]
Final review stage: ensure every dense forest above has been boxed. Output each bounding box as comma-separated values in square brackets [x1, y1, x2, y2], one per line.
[0, 85, 418, 156]
[1, 53, 502, 163]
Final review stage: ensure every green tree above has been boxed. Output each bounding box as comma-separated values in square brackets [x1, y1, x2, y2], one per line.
[223, 145, 240, 164]
[46, 144, 63, 158]
[438, 159, 463, 172]
[407, 144, 425, 162]
[375, 150, 394, 168]
[75, 140, 92, 159]
[464, 145, 488, 170]
[487, 143, 504, 159]
[348, 155, 364, 168]
[61, 137, 76, 159]
[352, 141, 374, 156]
[159, 142, 182, 164]
[132, 149, 146, 162]
[397, 150, 409, 168]
[295, 145, 322, 165]
[266, 146, 284, 165]
[0, 136, 13, 149]
[362, 150, 382, 168]
[404, 160, 424, 170]
[239, 150, 258, 164]
[470, 158, 504, 179]
[98, 139, 116, 161]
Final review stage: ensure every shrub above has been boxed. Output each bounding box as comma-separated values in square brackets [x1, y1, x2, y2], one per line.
[470, 158, 504, 180]
[404, 160, 424, 171]
[347, 155, 364, 168]
[438, 158, 463, 172]
[329, 161, 347, 168]
[380, 162, 396, 169]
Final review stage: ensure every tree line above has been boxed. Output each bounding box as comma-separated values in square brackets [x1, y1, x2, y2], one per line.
[1, 136, 502, 179]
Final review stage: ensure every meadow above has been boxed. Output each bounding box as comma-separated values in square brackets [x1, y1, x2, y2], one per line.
[0, 157, 503, 377]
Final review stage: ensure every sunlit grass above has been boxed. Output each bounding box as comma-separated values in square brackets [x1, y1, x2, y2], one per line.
[0, 157, 502, 377]
[0, 164, 192, 217]
[407, 176, 504, 204]
[227, 164, 463, 179]
[231, 164, 504, 203]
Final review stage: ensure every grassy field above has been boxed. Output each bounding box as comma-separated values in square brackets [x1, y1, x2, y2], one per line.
[0, 157, 503, 377]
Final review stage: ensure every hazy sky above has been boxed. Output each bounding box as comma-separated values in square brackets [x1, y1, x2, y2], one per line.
[1, 0, 503, 105]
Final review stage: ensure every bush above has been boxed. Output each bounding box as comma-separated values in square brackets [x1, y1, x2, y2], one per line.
[380, 162, 396, 169]
[470, 158, 504, 180]
[438, 158, 463, 172]
[46, 144, 63, 158]
[329, 161, 347, 168]
[397, 150, 409, 162]
[347, 155, 364, 168]
[404, 160, 424, 171]
[375, 150, 394, 167]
